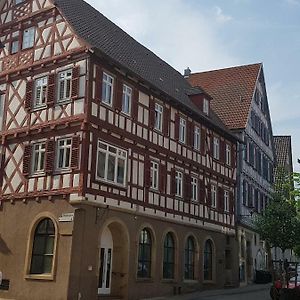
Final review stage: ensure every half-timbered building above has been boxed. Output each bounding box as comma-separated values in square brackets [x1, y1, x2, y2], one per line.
[0, 0, 239, 299]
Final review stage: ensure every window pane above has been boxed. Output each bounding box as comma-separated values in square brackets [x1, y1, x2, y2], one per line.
[30, 255, 43, 274]
[43, 256, 53, 273]
[117, 158, 125, 184]
[45, 236, 54, 254]
[32, 236, 46, 255]
[97, 152, 106, 178]
[107, 154, 115, 181]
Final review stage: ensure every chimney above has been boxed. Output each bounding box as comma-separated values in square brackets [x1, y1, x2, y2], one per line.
[183, 67, 191, 78]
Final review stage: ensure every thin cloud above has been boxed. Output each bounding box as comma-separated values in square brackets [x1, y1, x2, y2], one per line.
[214, 6, 233, 23]
[285, 0, 300, 5]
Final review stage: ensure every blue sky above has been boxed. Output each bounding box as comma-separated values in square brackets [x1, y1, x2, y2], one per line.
[87, 0, 300, 172]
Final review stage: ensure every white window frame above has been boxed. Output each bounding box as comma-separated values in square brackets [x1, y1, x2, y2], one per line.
[56, 138, 72, 170]
[194, 126, 200, 150]
[211, 185, 217, 208]
[154, 103, 163, 132]
[203, 98, 209, 115]
[32, 142, 46, 174]
[22, 27, 35, 50]
[57, 69, 72, 103]
[225, 144, 231, 166]
[96, 140, 127, 187]
[102, 72, 114, 106]
[224, 190, 229, 212]
[179, 117, 186, 144]
[175, 171, 183, 197]
[34, 76, 48, 108]
[191, 177, 198, 201]
[122, 84, 132, 115]
[213, 137, 220, 160]
[0, 94, 4, 131]
[150, 161, 159, 190]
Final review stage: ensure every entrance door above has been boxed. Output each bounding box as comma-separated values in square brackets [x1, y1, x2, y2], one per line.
[98, 227, 113, 295]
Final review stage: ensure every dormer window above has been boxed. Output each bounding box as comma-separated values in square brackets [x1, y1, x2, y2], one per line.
[203, 98, 209, 115]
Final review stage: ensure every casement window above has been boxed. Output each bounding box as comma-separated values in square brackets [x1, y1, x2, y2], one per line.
[57, 69, 72, 103]
[175, 171, 183, 197]
[225, 144, 231, 165]
[204, 239, 213, 281]
[191, 177, 198, 201]
[34, 77, 48, 108]
[137, 228, 152, 278]
[122, 84, 132, 114]
[56, 138, 72, 170]
[32, 142, 46, 174]
[150, 161, 159, 190]
[30, 218, 56, 275]
[22, 27, 35, 49]
[203, 98, 209, 115]
[102, 72, 114, 105]
[184, 236, 195, 280]
[224, 190, 229, 212]
[213, 137, 220, 160]
[154, 103, 163, 131]
[194, 126, 200, 150]
[96, 140, 127, 186]
[179, 117, 186, 143]
[163, 233, 175, 279]
[211, 185, 217, 208]
[11, 39, 19, 54]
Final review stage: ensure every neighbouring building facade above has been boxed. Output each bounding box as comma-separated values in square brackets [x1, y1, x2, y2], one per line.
[188, 64, 275, 285]
[0, 0, 239, 300]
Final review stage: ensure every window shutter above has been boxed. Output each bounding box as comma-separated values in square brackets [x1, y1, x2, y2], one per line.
[160, 163, 167, 193]
[71, 66, 80, 99]
[95, 66, 103, 101]
[115, 79, 123, 111]
[171, 168, 176, 196]
[25, 80, 33, 110]
[229, 191, 234, 213]
[149, 100, 155, 128]
[218, 188, 224, 212]
[184, 174, 191, 201]
[144, 158, 151, 188]
[199, 178, 205, 203]
[207, 183, 211, 206]
[201, 128, 206, 154]
[23, 144, 31, 176]
[71, 135, 80, 169]
[47, 73, 56, 106]
[45, 140, 55, 174]
[163, 107, 169, 136]
[132, 88, 139, 120]
[174, 114, 180, 141]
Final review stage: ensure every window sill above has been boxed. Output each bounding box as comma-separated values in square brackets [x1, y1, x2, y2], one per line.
[183, 279, 198, 283]
[95, 177, 127, 190]
[31, 105, 47, 112]
[161, 279, 177, 284]
[56, 100, 71, 106]
[203, 280, 215, 284]
[29, 172, 46, 178]
[54, 168, 72, 175]
[136, 278, 154, 283]
[25, 273, 54, 281]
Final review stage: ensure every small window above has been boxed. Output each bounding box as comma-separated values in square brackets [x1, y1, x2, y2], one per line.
[225, 144, 231, 165]
[11, 40, 19, 54]
[96, 140, 127, 186]
[102, 72, 114, 105]
[211, 185, 217, 208]
[122, 84, 132, 114]
[57, 138, 72, 170]
[191, 177, 198, 201]
[137, 228, 152, 278]
[163, 233, 175, 279]
[22, 27, 35, 50]
[58, 69, 72, 103]
[179, 117, 186, 143]
[224, 190, 229, 212]
[204, 239, 213, 281]
[32, 142, 46, 174]
[154, 103, 163, 132]
[30, 218, 55, 275]
[213, 137, 220, 160]
[184, 237, 195, 280]
[194, 126, 200, 150]
[34, 77, 48, 108]
[203, 98, 209, 115]
[175, 171, 183, 197]
[150, 161, 159, 190]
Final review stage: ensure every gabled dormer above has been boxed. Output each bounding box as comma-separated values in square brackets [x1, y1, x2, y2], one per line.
[186, 86, 212, 117]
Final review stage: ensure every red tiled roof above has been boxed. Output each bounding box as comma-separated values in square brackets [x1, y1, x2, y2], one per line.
[188, 63, 262, 130]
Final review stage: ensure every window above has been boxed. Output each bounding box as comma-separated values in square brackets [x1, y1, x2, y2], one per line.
[224, 190, 229, 212]
[34, 77, 48, 108]
[175, 171, 183, 197]
[163, 233, 175, 279]
[203, 98, 209, 115]
[154, 103, 163, 131]
[191, 177, 198, 201]
[213, 137, 220, 160]
[179, 117, 186, 143]
[30, 218, 55, 275]
[102, 72, 114, 105]
[22, 27, 35, 49]
[58, 69, 72, 103]
[150, 161, 159, 190]
[225, 144, 231, 165]
[122, 84, 132, 114]
[204, 239, 213, 281]
[57, 138, 72, 170]
[96, 140, 127, 186]
[11, 40, 19, 54]
[137, 228, 152, 278]
[15, 0, 24, 4]
[243, 180, 249, 206]
[194, 126, 200, 150]
[211, 185, 217, 208]
[184, 237, 195, 280]
[32, 142, 46, 173]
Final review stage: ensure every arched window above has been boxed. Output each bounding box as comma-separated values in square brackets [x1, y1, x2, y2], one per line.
[204, 239, 213, 281]
[184, 236, 195, 280]
[30, 218, 55, 274]
[163, 232, 175, 279]
[137, 228, 152, 278]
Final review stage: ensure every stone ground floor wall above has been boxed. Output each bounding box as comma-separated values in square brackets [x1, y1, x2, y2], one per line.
[0, 200, 239, 300]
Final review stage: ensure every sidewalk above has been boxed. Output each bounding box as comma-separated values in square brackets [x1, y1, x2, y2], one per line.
[144, 283, 271, 300]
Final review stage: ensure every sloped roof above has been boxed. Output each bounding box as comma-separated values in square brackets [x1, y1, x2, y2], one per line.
[274, 136, 293, 171]
[53, 0, 236, 140]
[188, 63, 262, 130]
